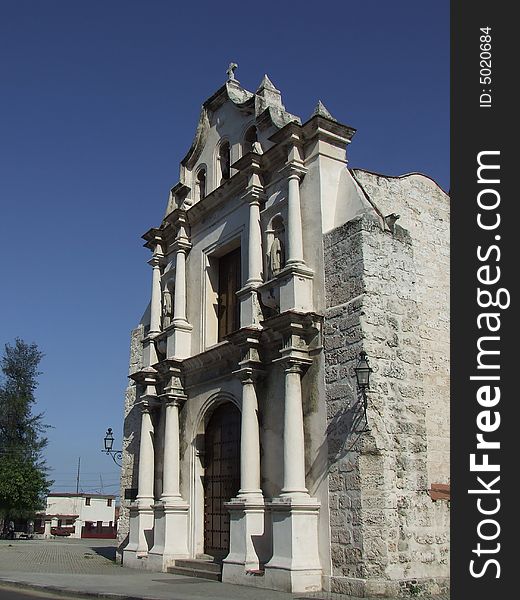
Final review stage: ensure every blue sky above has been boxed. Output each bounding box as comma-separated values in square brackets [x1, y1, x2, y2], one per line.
[0, 1, 449, 497]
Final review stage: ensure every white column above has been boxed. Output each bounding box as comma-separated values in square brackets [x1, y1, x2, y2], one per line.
[281, 362, 308, 496]
[161, 400, 182, 501]
[238, 375, 262, 497]
[173, 247, 187, 323]
[246, 198, 263, 287]
[286, 173, 305, 267]
[148, 246, 163, 334]
[137, 404, 155, 506]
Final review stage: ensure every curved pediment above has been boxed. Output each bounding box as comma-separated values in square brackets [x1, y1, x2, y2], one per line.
[181, 82, 254, 171]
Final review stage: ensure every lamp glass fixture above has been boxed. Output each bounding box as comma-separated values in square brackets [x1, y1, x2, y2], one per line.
[104, 428, 114, 452]
[355, 351, 372, 389]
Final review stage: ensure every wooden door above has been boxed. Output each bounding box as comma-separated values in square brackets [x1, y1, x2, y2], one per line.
[217, 247, 241, 341]
[203, 403, 241, 558]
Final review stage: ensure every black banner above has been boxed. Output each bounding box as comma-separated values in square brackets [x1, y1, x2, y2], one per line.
[451, 1, 514, 598]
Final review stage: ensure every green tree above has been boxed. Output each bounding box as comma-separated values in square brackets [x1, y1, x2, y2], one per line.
[0, 339, 53, 529]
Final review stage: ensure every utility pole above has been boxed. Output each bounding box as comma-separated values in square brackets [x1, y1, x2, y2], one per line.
[76, 457, 81, 494]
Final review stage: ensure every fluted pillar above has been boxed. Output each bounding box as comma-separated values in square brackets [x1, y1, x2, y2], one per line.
[166, 234, 192, 359]
[222, 367, 267, 582]
[281, 361, 308, 496]
[238, 373, 262, 497]
[135, 401, 155, 555]
[173, 247, 187, 324]
[245, 198, 263, 288]
[161, 400, 182, 501]
[264, 356, 321, 592]
[148, 392, 189, 569]
[137, 405, 154, 504]
[148, 246, 163, 335]
[286, 172, 305, 267]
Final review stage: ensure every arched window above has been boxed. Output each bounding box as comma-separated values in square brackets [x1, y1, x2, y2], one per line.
[243, 126, 257, 155]
[196, 168, 206, 201]
[219, 141, 231, 183]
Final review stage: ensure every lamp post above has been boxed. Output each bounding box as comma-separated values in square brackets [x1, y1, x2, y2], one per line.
[354, 351, 373, 430]
[103, 428, 123, 467]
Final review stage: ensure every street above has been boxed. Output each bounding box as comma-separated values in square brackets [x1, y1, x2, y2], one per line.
[0, 585, 86, 600]
[0, 539, 448, 600]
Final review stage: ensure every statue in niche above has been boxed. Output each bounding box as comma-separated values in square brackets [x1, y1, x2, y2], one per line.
[268, 220, 286, 278]
[162, 288, 173, 329]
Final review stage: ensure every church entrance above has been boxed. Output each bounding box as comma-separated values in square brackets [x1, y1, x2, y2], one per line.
[203, 402, 241, 558]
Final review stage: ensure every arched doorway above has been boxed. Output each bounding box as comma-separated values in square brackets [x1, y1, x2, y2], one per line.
[203, 402, 241, 558]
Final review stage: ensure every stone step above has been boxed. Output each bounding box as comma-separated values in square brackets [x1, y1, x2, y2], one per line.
[168, 559, 222, 581]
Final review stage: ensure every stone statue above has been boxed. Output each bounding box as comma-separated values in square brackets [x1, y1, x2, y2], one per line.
[226, 62, 238, 81]
[268, 228, 285, 277]
[162, 288, 173, 329]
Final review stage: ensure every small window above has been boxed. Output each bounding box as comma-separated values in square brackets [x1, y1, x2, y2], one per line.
[85, 497, 91, 506]
[243, 126, 257, 154]
[65, 519, 74, 525]
[196, 168, 206, 201]
[219, 141, 231, 183]
[107, 498, 113, 507]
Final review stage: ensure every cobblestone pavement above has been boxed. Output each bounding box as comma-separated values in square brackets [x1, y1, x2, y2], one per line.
[0, 539, 449, 600]
[0, 539, 118, 575]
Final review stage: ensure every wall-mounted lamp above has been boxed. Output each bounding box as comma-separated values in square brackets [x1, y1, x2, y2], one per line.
[102, 428, 123, 467]
[354, 351, 373, 431]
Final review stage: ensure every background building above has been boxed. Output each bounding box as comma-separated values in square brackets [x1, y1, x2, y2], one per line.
[118, 70, 450, 596]
[37, 493, 117, 539]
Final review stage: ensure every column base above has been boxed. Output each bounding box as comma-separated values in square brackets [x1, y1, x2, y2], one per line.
[166, 321, 192, 359]
[221, 496, 270, 585]
[237, 287, 263, 328]
[123, 502, 155, 568]
[278, 264, 313, 313]
[147, 499, 190, 571]
[263, 496, 322, 593]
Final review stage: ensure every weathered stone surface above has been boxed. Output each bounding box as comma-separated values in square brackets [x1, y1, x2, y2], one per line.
[117, 324, 144, 558]
[323, 173, 449, 596]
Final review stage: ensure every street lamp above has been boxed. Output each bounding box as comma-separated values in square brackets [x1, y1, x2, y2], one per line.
[102, 428, 122, 467]
[354, 351, 373, 431]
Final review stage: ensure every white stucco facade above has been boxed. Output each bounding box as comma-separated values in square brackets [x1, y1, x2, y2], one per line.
[119, 70, 450, 596]
[43, 493, 116, 538]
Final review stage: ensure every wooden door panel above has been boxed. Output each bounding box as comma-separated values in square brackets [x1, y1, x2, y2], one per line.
[203, 403, 240, 557]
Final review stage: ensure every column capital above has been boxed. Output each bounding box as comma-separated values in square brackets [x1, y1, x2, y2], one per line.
[279, 356, 313, 375]
[171, 238, 191, 254]
[233, 366, 264, 384]
[242, 186, 266, 205]
[279, 162, 307, 182]
[142, 227, 164, 252]
[160, 394, 187, 408]
[148, 253, 163, 268]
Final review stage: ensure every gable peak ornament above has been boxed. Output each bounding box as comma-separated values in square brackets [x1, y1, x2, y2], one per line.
[226, 62, 239, 82]
[312, 100, 337, 122]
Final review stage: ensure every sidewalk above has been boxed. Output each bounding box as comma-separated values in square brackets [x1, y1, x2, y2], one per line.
[0, 539, 449, 600]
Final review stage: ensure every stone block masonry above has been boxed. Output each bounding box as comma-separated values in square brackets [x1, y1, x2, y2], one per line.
[117, 323, 144, 560]
[323, 181, 450, 598]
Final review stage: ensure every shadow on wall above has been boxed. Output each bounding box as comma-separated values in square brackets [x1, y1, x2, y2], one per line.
[308, 387, 371, 489]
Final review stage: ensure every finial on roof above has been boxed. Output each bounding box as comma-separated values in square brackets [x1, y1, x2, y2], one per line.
[257, 74, 278, 92]
[226, 62, 239, 82]
[312, 100, 337, 122]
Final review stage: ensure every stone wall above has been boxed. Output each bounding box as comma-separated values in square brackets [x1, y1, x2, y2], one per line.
[323, 210, 449, 597]
[117, 324, 144, 558]
[351, 171, 450, 486]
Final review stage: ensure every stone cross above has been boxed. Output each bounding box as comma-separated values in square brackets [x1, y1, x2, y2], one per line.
[226, 62, 238, 81]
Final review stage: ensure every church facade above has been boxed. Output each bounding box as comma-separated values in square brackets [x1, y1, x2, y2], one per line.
[118, 68, 450, 596]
